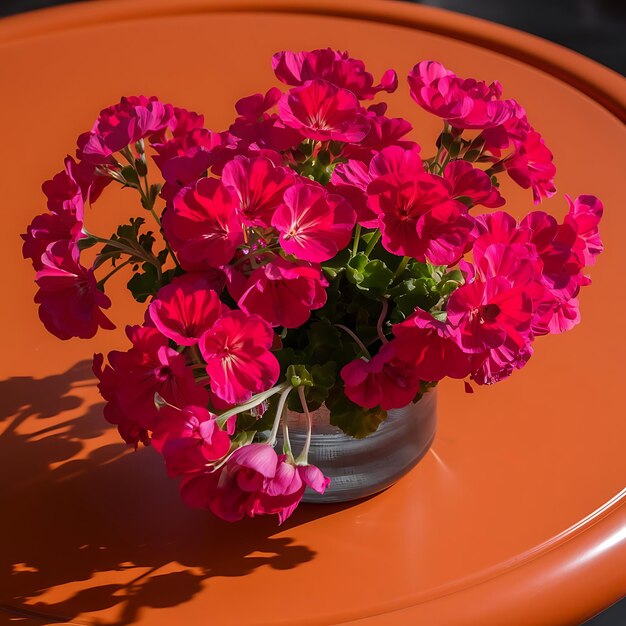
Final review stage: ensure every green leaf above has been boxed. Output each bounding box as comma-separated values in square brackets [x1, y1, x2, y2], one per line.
[120, 165, 140, 186]
[304, 362, 336, 410]
[357, 259, 393, 296]
[327, 384, 387, 438]
[304, 320, 342, 363]
[322, 247, 351, 279]
[286, 364, 314, 389]
[286, 362, 337, 412]
[76, 236, 98, 251]
[346, 252, 368, 284]
[346, 254, 393, 298]
[127, 263, 174, 303]
[135, 158, 148, 177]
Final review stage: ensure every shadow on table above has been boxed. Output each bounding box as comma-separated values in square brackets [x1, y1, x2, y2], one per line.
[0, 361, 352, 625]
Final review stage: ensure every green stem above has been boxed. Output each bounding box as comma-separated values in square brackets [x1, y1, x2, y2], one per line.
[393, 256, 410, 281]
[97, 258, 132, 288]
[376, 298, 390, 345]
[216, 383, 290, 427]
[295, 386, 312, 465]
[267, 386, 293, 446]
[282, 422, 295, 462]
[364, 231, 381, 257]
[336, 324, 371, 359]
[351, 224, 362, 257]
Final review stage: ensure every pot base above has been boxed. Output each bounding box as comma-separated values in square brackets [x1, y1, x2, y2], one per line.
[276, 389, 437, 503]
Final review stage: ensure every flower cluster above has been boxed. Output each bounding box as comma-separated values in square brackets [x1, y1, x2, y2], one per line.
[23, 49, 603, 523]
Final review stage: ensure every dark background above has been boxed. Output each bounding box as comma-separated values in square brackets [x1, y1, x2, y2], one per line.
[1, 0, 624, 624]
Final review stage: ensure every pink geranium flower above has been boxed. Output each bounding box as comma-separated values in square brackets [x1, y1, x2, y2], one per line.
[393, 309, 473, 381]
[505, 130, 556, 204]
[77, 96, 174, 164]
[470, 337, 534, 385]
[34, 241, 115, 340]
[162, 177, 243, 270]
[563, 194, 603, 266]
[329, 160, 379, 227]
[180, 444, 328, 522]
[148, 273, 226, 346]
[221, 156, 294, 228]
[151, 404, 231, 477]
[93, 353, 150, 448]
[93, 325, 209, 446]
[447, 275, 533, 353]
[237, 257, 327, 328]
[22, 211, 83, 271]
[199, 311, 279, 404]
[278, 79, 370, 143]
[368, 147, 474, 264]
[408, 61, 516, 129]
[443, 160, 504, 208]
[152, 127, 222, 203]
[235, 87, 282, 119]
[272, 48, 397, 100]
[272, 181, 356, 262]
[340, 341, 422, 410]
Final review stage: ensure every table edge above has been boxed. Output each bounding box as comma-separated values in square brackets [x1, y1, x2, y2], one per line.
[0, 0, 624, 120]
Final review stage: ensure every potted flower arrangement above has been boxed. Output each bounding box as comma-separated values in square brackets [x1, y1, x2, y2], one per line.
[23, 48, 603, 523]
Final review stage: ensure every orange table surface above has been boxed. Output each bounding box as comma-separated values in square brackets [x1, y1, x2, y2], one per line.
[1, 1, 625, 625]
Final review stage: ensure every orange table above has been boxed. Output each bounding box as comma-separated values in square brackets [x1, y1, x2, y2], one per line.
[1, 1, 625, 624]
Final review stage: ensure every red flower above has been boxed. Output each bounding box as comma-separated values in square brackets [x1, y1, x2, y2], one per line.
[393, 309, 473, 382]
[148, 273, 226, 346]
[221, 156, 294, 228]
[272, 181, 356, 262]
[34, 241, 114, 340]
[199, 311, 279, 404]
[278, 79, 370, 143]
[340, 341, 422, 410]
[237, 258, 327, 328]
[151, 404, 231, 477]
[272, 48, 397, 100]
[162, 177, 243, 270]
[94, 325, 209, 447]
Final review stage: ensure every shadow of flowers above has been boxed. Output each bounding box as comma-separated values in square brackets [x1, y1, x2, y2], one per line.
[0, 361, 345, 625]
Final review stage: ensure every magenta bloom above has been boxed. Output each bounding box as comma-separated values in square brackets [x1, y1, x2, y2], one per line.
[22, 211, 83, 271]
[505, 130, 556, 204]
[470, 337, 534, 386]
[148, 273, 226, 346]
[368, 148, 474, 264]
[329, 160, 379, 227]
[235, 87, 282, 119]
[393, 309, 473, 382]
[408, 61, 516, 129]
[180, 444, 328, 522]
[443, 160, 504, 208]
[278, 79, 370, 143]
[221, 156, 294, 228]
[272, 182, 356, 262]
[563, 194, 604, 266]
[162, 177, 243, 270]
[199, 311, 279, 404]
[272, 48, 397, 100]
[447, 275, 533, 353]
[94, 325, 209, 446]
[151, 108, 224, 202]
[77, 96, 174, 164]
[151, 405, 231, 477]
[237, 258, 327, 328]
[34, 241, 114, 340]
[340, 341, 422, 410]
